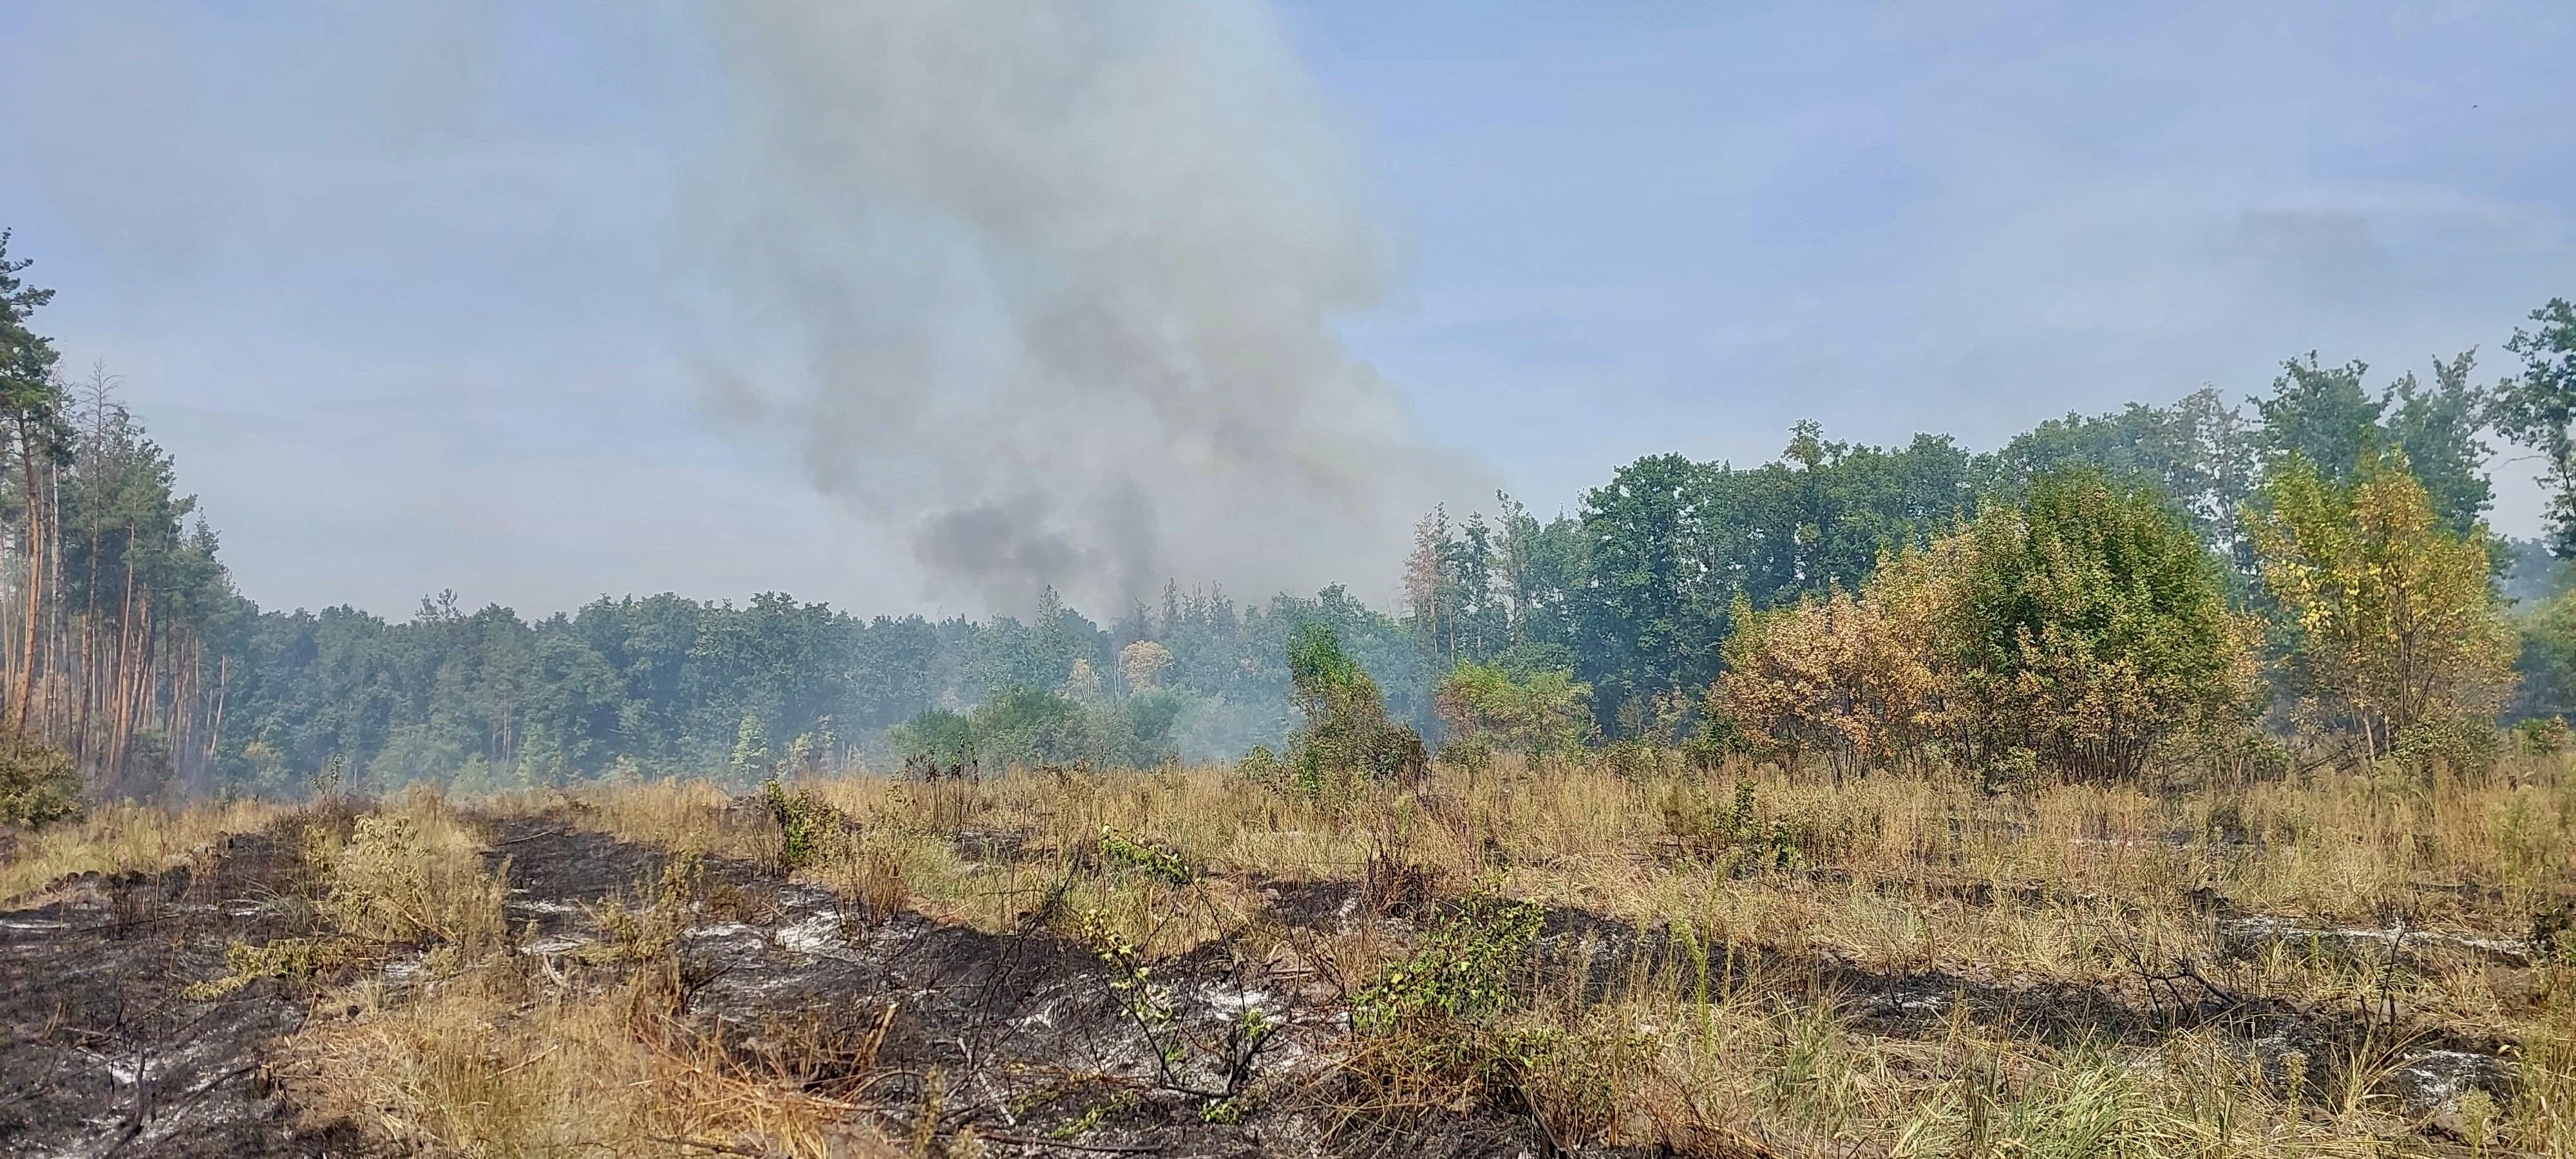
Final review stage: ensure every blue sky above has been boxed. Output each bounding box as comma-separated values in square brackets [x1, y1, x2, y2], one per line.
[2, 2, 2571, 617]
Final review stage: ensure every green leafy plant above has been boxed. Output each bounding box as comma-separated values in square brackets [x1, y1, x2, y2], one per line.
[1354, 895, 1545, 1031]
[0, 730, 77, 827]
[760, 777, 840, 872]
[1281, 623, 1426, 791]
[1347, 894, 1551, 1114]
[1072, 905, 1276, 1105]
[1099, 827, 1193, 886]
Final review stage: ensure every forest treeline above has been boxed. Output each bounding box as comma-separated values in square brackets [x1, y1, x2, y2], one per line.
[5, 228, 2576, 807]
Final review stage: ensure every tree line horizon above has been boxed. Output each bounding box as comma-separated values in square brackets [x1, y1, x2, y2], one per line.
[5, 227, 2576, 804]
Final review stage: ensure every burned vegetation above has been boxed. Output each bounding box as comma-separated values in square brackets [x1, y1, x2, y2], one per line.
[5, 733, 2575, 1158]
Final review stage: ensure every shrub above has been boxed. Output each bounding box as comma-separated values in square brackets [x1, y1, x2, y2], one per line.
[1946, 469, 2256, 780]
[1349, 894, 1551, 1113]
[1235, 744, 1282, 785]
[760, 777, 842, 871]
[317, 806, 507, 951]
[0, 730, 79, 827]
[1714, 470, 2255, 782]
[1432, 661, 1595, 762]
[1280, 623, 1426, 789]
[972, 686, 1090, 768]
[2514, 716, 2572, 757]
[892, 706, 977, 775]
[1713, 570, 1951, 776]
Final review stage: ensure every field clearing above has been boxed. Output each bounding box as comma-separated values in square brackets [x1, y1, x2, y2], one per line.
[5, 754, 2574, 1157]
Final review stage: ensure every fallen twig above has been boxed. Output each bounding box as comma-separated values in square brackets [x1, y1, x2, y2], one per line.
[978, 1132, 1164, 1154]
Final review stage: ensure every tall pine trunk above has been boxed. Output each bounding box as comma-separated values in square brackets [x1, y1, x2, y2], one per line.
[13, 416, 42, 735]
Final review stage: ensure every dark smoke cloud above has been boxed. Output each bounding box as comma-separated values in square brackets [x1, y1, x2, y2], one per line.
[675, 0, 1489, 612]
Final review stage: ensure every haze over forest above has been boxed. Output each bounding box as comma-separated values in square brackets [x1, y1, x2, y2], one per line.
[1, 1, 2573, 796]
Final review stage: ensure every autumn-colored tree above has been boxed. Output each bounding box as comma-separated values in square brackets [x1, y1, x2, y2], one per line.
[1117, 639, 1174, 690]
[1711, 551, 1955, 776]
[2249, 452, 2517, 764]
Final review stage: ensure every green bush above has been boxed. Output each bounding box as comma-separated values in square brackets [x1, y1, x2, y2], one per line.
[1431, 661, 1595, 761]
[0, 731, 79, 828]
[1949, 469, 2254, 782]
[2392, 716, 2504, 780]
[2513, 716, 2571, 757]
[1280, 623, 1426, 789]
[760, 777, 842, 871]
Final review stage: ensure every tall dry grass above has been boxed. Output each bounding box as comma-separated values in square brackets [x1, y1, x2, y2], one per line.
[0, 796, 287, 903]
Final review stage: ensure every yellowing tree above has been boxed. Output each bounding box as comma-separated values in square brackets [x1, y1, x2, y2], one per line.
[1712, 549, 1955, 776]
[1117, 639, 1175, 690]
[2249, 452, 2515, 763]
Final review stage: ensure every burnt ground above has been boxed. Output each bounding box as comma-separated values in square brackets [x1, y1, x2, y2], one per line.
[0, 828, 363, 1158]
[478, 815, 1555, 1159]
[1, 810, 2539, 1157]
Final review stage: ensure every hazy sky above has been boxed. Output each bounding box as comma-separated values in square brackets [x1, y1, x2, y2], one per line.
[2, 1, 2571, 619]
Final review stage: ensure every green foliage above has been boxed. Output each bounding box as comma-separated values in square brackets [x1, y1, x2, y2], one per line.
[1098, 827, 1192, 886]
[1072, 903, 1276, 1102]
[0, 230, 60, 388]
[2392, 716, 2504, 779]
[0, 731, 79, 827]
[1991, 388, 2253, 559]
[180, 936, 345, 1001]
[1235, 744, 1281, 784]
[2491, 297, 2576, 556]
[760, 777, 840, 871]
[1287, 621, 1361, 693]
[972, 686, 1090, 767]
[891, 706, 976, 775]
[1280, 624, 1426, 788]
[2243, 350, 2498, 537]
[1572, 430, 1982, 731]
[1659, 778, 1806, 869]
[0, 229, 69, 467]
[1347, 894, 1551, 1109]
[1352, 895, 1546, 1031]
[1946, 469, 2254, 780]
[8, 226, 2565, 800]
[2513, 715, 2571, 757]
[1718, 471, 2254, 782]
[892, 687, 1184, 774]
[1431, 661, 1595, 761]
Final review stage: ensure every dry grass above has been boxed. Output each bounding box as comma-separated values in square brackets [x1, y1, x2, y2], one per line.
[0, 795, 286, 903]
[313, 789, 510, 954]
[285, 956, 904, 1159]
[19, 750, 2568, 1156]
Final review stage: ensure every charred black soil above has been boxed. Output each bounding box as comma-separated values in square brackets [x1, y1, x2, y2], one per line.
[0, 827, 361, 1157]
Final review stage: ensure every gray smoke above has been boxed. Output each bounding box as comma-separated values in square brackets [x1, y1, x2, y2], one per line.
[676, 0, 1487, 612]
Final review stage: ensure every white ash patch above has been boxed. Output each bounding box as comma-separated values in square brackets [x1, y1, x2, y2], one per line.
[507, 898, 585, 916]
[524, 933, 590, 956]
[683, 921, 764, 943]
[777, 912, 847, 955]
[2389, 1048, 2514, 1126]
[2222, 916, 2531, 964]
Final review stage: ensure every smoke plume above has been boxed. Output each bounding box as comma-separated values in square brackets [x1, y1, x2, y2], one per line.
[677, 0, 1486, 612]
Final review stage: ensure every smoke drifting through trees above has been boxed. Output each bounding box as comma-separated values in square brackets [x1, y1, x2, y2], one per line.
[681, 0, 1485, 612]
